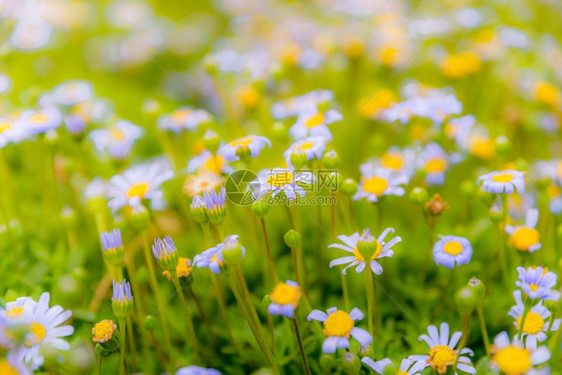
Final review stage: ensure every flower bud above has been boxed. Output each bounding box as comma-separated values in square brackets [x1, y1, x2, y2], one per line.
[341, 178, 358, 196]
[357, 344, 374, 358]
[455, 286, 477, 312]
[322, 150, 340, 169]
[251, 199, 269, 217]
[152, 236, 179, 272]
[222, 236, 244, 267]
[130, 203, 150, 231]
[190, 195, 208, 224]
[495, 135, 511, 155]
[425, 194, 449, 216]
[468, 277, 486, 300]
[272, 121, 287, 142]
[409, 187, 429, 204]
[290, 149, 308, 169]
[342, 352, 361, 374]
[284, 229, 301, 247]
[202, 130, 220, 153]
[112, 279, 134, 319]
[319, 354, 337, 373]
[143, 315, 157, 331]
[356, 229, 376, 260]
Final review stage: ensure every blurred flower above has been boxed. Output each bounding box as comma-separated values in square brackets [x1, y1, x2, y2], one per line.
[289, 109, 342, 140]
[158, 107, 210, 133]
[183, 172, 224, 197]
[440, 51, 482, 78]
[252, 168, 314, 201]
[409, 322, 475, 375]
[283, 136, 326, 167]
[418, 143, 453, 186]
[89, 120, 144, 159]
[357, 88, 397, 120]
[194, 235, 244, 274]
[0, 116, 28, 148]
[489, 332, 550, 374]
[20, 107, 62, 135]
[218, 135, 270, 162]
[508, 290, 560, 349]
[107, 158, 173, 212]
[271, 90, 333, 119]
[478, 170, 525, 194]
[10, 18, 53, 51]
[176, 366, 221, 375]
[329, 228, 401, 275]
[506, 209, 541, 252]
[360, 147, 416, 178]
[187, 151, 232, 175]
[51, 80, 93, 106]
[307, 307, 372, 353]
[353, 167, 408, 202]
[433, 235, 473, 269]
[267, 281, 301, 318]
[516, 266, 559, 301]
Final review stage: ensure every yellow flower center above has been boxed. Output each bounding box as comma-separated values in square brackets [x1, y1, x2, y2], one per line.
[298, 141, 315, 151]
[230, 136, 254, 148]
[353, 242, 383, 262]
[109, 128, 125, 141]
[0, 360, 19, 375]
[428, 345, 458, 374]
[358, 88, 396, 117]
[0, 121, 13, 133]
[4, 306, 23, 318]
[25, 322, 46, 347]
[397, 372, 408, 375]
[516, 311, 545, 335]
[30, 113, 48, 124]
[534, 81, 560, 107]
[203, 155, 225, 174]
[443, 241, 463, 256]
[305, 112, 325, 128]
[270, 282, 301, 306]
[381, 152, 404, 171]
[236, 86, 260, 108]
[126, 182, 150, 199]
[266, 172, 294, 188]
[509, 227, 540, 251]
[470, 137, 495, 160]
[323, 310, 354, 337]
[493, 346, 531, 375]
[362, 176, 388, 196]
[530, 283, 539, 292]
[425, 158, 447, 173]
[440, 51, 482, 78]
[492, 173, 514, 183]
[92, 320, 116, 343]
[170, 109, 192, 123]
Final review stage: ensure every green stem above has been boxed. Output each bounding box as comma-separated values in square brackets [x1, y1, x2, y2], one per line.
[119, 318, 127, 375]
[499, 195, 509, 284]
[260, 218, 278, 284]
[140, 231, 173, 359]
[341, 274, 350, 311]
[365, 270, 375, 339]
[292, 318, 311, 375]
[97, 356, 102, 375]
[211, 273, 242, 355]
[476, 302, 491, 357]
[547, 313, 557, 333]
[172, 273, 201, 364]
[518, 301, 530, 344]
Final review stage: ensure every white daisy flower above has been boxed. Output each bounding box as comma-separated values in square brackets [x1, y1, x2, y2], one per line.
[218, 135, 271, 162]
[477, 170, 526, 194]
[187, 150, 232, 175]
[329, 228, 401, 275]
[20, 107, 62, 135]
[409, 322, 475, 375]
[157, 107, 210, 133]
[508, 290, 560, 349]
[360, 147, 417, 178]
[418, 143, 454, 186]
[251, 168, 314, 201]
[283, 136, 327, 167]
[107, 158, 174, 211]
[271, 90, 334, 119]
[361, 357, 427, 374]
[516, 266, 559, 301]
[51, 80, 94, 106]
[433, 235, 473, 269]
[353, 167, 408, 202]
[89, 119, 144, 159]
[490, 331, 550, 375]
[289, 109, 342, 140]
